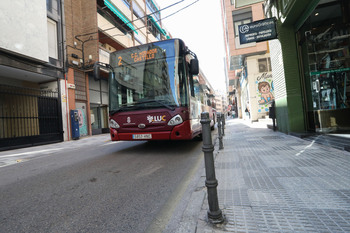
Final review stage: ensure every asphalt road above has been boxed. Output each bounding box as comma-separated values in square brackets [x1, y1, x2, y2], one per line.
[0, 137, 206, 233]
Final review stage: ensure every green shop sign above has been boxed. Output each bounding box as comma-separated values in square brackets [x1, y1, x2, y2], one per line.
[310, 67, 350, 76]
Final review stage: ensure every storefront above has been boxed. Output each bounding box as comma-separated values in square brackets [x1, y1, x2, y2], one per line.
[298, 0, 350, 133]
[263, 0, 350, 134]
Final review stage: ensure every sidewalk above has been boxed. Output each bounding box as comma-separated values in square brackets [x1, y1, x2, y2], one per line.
[195, 118, 350, 232]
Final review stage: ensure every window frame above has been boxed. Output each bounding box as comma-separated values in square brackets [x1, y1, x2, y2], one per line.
[47, 17, 58, 60]
[232, 8, 255, 49]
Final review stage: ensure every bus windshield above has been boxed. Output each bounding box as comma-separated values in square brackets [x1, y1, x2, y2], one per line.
[109, 40, 188, 114]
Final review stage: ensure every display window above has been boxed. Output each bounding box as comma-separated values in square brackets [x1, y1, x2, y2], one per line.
[299, 0, 350, 133]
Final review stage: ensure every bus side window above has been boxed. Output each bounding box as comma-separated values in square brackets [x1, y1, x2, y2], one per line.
[178, 59, 188, 106]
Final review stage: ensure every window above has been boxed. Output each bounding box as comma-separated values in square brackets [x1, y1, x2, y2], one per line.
[47, 18, 58, 59]
[233, 9, 252, 39]
[47, 0, 58, 15]
[132, 1, 145, 23]
[46, 0, 52, 11]
[146, 0, 160, 20]
[147, 19, 161, 39]
[232, 8, 253, 48]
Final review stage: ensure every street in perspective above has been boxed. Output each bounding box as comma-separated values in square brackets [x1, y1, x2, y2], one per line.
[196, 118, 350, 232]
[0, 133, 207, 233]
[1, 0, 350, 232]
[1, 118, 350, 232]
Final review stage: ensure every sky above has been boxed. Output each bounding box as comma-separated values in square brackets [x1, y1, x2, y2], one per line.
[158, 0, 227, 92]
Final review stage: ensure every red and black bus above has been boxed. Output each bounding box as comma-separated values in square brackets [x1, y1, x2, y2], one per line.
[104, 39, 215, 141]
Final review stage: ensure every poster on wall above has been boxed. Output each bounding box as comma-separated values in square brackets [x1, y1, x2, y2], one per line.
[77, 108, 88, 136]
[256, 72, 274, 113]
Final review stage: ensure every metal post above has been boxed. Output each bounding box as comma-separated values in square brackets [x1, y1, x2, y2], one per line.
[200, 112, 224, 224]
[221, 113, 225, 136]
[269, 100, 276, 131]
[217, 113, 224, 150]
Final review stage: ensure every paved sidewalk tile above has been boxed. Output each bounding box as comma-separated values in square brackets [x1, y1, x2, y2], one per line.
[197, 119, 350, 233]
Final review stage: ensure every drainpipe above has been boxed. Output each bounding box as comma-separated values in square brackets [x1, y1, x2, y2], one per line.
[61, 0, 70, 141]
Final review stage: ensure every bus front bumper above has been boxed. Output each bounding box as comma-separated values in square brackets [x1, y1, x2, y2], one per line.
[110, 121, 193, 141]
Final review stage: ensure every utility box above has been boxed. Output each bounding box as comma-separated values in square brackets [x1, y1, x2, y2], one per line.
[70, 110, 80, 140]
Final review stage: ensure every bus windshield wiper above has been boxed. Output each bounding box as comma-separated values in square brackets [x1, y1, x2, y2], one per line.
[109, 104, 141, 115]
[109, 107, 128, 115]
[137, 99, 175, 111]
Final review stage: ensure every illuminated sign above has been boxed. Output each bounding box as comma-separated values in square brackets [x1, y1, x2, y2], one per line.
[238, 18, 277, 45]
[118, 48, 158, 66]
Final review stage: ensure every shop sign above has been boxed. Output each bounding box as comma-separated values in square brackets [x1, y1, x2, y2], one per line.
[310, 67, 350, 76]
[67, 83, 76, 89]
[238, 18, 277, 45]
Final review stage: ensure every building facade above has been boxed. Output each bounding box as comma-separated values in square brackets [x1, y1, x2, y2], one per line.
[0, 0, 65, 150]
[64, 0, 170, 138]
[0, 0, 170, 150]
[221, 0, 272, 122]
[214, 90, 228, 115]
[264, 0, 350, 134]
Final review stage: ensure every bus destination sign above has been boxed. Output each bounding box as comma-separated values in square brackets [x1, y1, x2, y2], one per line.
[238, 18, 277, 45]
[131, 48, 158, 62]
[118, 48, 159, 66]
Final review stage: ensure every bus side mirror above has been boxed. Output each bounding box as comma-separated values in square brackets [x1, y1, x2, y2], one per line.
[190, 75, 195, 97]
[93, 62, 101, 81]
[190, 58, 199, 75]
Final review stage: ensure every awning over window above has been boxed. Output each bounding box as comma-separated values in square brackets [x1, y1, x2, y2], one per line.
[235, 0, 264, 8]
[104, 0, 138, 34]
[147, 15, 166, 36]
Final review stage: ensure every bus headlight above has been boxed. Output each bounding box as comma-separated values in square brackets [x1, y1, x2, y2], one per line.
[168, 114, 183, 126]
[109, 119, 120, 129]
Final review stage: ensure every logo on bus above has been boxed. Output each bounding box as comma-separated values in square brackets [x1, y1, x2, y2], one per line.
[147, 115, 166, 123]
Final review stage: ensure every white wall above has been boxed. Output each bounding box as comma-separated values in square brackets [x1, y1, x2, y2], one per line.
[60, 80, 69, 141]
[246, 54, 273, 121]
[0, 0, 49, 62]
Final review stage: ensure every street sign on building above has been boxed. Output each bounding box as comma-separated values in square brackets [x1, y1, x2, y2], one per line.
[238, 18, 277, 45]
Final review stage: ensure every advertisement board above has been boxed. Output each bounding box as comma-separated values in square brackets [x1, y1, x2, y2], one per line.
[238, 18, 277, 45]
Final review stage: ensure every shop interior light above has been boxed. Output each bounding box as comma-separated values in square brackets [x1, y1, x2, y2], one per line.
[315, 12, 319, 16]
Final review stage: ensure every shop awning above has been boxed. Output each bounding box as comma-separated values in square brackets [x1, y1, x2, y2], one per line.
[148, 15, 166, 36]
[104, 0, 138, 34]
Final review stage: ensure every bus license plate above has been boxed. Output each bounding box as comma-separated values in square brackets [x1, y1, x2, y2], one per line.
[133, 134, 152, 139]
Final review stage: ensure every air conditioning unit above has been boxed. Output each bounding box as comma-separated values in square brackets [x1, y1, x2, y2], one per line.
[259, 63, 267, 73]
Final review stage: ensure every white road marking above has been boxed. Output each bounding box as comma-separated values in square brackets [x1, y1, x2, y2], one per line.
[0, 148, 64, 158]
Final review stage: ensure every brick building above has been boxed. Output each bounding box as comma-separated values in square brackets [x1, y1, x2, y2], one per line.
[64, 0, 169, 138]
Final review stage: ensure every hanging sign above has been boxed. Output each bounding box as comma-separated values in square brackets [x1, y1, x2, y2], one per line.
[238, 17, 277, 45]
[67, 83, 76, 89]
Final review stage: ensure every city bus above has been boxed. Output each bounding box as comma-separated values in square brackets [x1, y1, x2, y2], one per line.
[95, 39, 216, 141]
